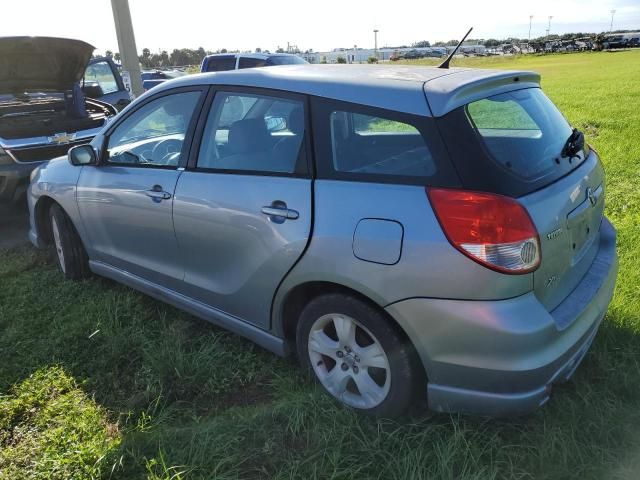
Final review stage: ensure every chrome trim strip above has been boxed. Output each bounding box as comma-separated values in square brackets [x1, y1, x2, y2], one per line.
[7, 139, 92, 164]
[0, 126, 103, 150]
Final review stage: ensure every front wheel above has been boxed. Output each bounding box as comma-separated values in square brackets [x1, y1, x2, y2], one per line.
[296, 293, 420, 417]
[49, 203, 90, 280]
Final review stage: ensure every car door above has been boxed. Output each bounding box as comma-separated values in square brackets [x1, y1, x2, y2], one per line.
[77, 87, 206, 291]
[84, 59, 130, 110]
[173, 88, 312, 328]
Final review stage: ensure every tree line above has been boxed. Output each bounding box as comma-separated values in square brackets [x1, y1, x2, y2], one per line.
[96, 29, 637, 69]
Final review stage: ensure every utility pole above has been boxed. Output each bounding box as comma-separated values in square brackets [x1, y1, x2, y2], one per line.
[546, 15, 553, 38]
[110, 0, 143, 98]
[529, 15, 533, 43]
[610, 10, 616, 32]
[373, 29, 379, 59]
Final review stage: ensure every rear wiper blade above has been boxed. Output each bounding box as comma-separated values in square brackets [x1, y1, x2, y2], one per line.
[561, 128, 585, 159]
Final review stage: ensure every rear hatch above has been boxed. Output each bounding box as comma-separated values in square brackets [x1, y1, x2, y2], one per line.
[436, 85, 604, 315]
[521, 153, 604, 313]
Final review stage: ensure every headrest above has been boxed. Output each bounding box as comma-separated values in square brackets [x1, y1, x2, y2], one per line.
[288, 107, 304, 135]
[227, 118, 270, 154]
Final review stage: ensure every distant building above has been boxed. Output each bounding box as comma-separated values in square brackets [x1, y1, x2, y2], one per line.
[301, 46, 450, 64]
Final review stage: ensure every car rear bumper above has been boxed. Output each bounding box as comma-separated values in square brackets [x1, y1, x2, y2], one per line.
[386, 217, 618, 416]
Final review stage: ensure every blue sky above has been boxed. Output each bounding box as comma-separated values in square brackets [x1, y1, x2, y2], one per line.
[4, 0, 640, 53]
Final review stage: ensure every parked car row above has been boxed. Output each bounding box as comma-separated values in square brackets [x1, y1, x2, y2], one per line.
[141, 53, 309, 91]
[26, 64, 618, 417]
[390, 48, 447, 60]
[141, 69, 188, 91]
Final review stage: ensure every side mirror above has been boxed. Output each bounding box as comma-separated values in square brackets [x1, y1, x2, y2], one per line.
[68, 144, 98, 166]
[82, 82, 104, 99]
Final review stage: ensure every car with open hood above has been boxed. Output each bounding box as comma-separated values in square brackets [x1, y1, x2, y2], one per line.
[0, 37, 121, 203]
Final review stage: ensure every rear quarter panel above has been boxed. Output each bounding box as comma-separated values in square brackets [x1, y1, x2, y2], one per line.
[272, 180, 533, 334]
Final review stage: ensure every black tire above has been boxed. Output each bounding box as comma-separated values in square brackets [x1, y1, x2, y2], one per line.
[49, 203, 91, 280]
[296, 293, 420, 417]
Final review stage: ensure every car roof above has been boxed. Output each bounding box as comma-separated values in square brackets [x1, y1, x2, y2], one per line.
[151, 64, 541, 117]
[203, 52, 300, 60]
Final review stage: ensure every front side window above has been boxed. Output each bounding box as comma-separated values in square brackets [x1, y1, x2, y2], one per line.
[107, 91, 201, 167]
[84, 61, 119, 95]
[330, 110, 437, 178]
[197, 91, 305, 174]
[466, 88, 574, 180]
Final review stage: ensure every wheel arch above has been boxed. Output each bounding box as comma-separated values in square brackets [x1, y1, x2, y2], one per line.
[277, 281, 426, 370]
[33, 195, 58, 245]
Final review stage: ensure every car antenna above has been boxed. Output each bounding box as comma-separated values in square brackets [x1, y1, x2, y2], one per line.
[438, 27, 473, 69]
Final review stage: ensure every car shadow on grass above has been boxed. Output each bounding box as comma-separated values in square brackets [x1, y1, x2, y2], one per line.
[1, 244, 640, 479]
[0, 202, 29, 249]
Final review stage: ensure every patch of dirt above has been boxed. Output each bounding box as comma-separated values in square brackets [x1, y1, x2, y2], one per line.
[207, 381, 273, 413]
[579, 122, 601, 138]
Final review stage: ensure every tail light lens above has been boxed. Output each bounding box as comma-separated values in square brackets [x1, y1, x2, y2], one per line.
[427, 188, 540, 274]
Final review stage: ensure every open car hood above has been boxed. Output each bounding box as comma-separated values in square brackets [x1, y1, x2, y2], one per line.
[0, 37, 94, 93]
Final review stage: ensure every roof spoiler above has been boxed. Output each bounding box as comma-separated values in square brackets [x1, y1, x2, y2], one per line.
[438, 27, 473, 69]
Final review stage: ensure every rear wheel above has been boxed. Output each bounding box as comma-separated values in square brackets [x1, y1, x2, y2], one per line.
[49, 203, 90, 280]
[296, 293, 419, 417]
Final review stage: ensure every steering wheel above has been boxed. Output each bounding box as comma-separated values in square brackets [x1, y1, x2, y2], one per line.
[151, 138, 183, 165]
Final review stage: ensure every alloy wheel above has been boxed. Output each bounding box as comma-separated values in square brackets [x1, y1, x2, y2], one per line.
[308, 313, 391, 409]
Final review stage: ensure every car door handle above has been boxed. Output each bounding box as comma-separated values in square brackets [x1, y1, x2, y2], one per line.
[144, 185, 172, 200]
[261, 206, 299, 220]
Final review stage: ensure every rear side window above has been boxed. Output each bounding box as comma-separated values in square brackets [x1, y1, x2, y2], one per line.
[330, 111, 436, 177]
[312, 98, 458, 186]
[265, 56, 307, 66]
[238, 57, 267, 69]
[202, 56, 236, 72]
[466, 88, 574, 180]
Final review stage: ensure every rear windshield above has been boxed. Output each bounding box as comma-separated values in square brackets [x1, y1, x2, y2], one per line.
[466, 88, 574, 181]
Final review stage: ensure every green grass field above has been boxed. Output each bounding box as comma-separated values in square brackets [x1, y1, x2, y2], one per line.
[1, 50, 640, 479]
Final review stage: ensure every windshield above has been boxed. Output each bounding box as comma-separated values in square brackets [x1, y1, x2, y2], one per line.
[466, 88, 575, 181]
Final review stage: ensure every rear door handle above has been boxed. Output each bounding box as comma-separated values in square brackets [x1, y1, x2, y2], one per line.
[261, 206, 299, 220]
[144, 185, 172, 201]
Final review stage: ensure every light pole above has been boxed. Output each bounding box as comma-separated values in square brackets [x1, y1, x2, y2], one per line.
[110, 0, 143, 98]
[610, 9, 616, 32]
[529, 15, 534, 43]
[373, 29, 379, 59]
[546, 15, 553, 38]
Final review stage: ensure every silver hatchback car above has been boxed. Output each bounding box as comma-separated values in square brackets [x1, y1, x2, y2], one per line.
[28, 65, 618, 417]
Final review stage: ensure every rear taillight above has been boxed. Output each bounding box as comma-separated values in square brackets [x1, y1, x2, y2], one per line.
[427, 188, 540, 274]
